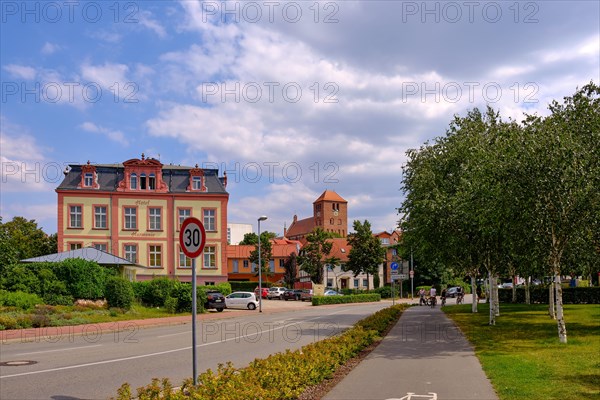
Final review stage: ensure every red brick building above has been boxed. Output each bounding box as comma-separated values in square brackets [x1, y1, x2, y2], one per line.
[285, 190, 348, 240]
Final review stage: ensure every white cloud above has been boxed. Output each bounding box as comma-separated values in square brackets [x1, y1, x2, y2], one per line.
[41, 42, 61, 55]
[139, 10, 167, 38]
[79, 122, 130, 146]
[3, 64, 36, 80]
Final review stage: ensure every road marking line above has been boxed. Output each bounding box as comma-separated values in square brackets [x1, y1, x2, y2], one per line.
[17, 345, 102, 356]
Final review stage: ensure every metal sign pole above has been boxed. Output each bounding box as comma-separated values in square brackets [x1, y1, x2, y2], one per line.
[410, 247, 414, 299]
[392, 279, 395, 306]
[192, 257, 197, 386]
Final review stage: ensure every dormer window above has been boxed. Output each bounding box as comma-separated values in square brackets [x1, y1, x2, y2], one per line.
[148, 174, 156, 190]
[130, 173, 138, 190]
[140, 174, 147, 190]
[193, 176, 202, 190]
[84, 173, 93, 187]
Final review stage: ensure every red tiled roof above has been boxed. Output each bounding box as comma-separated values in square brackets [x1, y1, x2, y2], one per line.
[227, 240, 303, 259]
[327, 238, 351, 262]
[286, 216, 315, 238]
[313, 190, 347, 203]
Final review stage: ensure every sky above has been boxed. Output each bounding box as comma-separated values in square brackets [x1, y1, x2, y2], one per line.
[1, 0, 599, 236]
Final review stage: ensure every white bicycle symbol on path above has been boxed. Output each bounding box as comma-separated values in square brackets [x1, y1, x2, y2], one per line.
[387, 393, 438, 400]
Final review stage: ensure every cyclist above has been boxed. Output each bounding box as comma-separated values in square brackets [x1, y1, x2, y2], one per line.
[419, 288, 426, 306]
[440, 288, 447, 306]
[429, 286, 437, 307]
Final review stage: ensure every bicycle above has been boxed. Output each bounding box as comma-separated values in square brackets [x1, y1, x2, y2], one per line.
[428, 296, 437, 308]
[441, 296, 446, 307]
[456, 293, 464, 305]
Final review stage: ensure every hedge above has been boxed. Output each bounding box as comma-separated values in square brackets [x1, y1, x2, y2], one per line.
[312, 293, 381, 306]
[498, 287, 600, 304]
[105, 277, 135, 310]
[229, 281, 265, 292]
[115, 304, 409, 400]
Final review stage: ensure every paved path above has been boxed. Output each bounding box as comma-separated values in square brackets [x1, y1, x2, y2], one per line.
[324, 305, 498, 400]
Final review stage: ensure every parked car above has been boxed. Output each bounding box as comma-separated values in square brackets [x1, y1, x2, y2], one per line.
[445, 287, 462, 298]
[254, 287, 268, 299]
[282, 289, 303, 301]
[324, 289, 342, 296]
[225, 291, 259, 310]
[499, 282, 513, 289]
[267, 287, 288, 299]
[204, 290, 226, 312]
[300, 289, 313, 302]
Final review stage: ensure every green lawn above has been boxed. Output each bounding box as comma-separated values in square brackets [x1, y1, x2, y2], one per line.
[444, 303, 600, 400]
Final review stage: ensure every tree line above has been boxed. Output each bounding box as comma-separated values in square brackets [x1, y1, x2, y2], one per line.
[398, 83, 600, 343]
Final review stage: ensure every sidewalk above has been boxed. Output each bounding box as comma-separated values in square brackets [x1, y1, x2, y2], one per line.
[324, 305, 498, 400]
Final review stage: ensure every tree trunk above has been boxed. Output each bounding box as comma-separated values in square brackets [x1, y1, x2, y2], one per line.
[488, 271, 495, 325]
[525, 276, 531, 305]
[555, 274, 568, 343]
[549, 281, 556, 319]
[494, 275, 500, 317]
[471, 275, 478, 313]
[511, 275, 517, 303]
[366, 272, 370, 291]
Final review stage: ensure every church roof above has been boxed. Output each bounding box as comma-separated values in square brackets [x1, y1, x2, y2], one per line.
[313, 190, 347, 203]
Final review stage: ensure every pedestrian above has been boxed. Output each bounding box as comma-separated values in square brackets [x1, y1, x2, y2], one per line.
[476, 285, 482, 302]
[419, 288, 426, 305]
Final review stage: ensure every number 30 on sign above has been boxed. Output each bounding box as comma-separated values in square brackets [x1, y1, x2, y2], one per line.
[179, 217, 206, 258]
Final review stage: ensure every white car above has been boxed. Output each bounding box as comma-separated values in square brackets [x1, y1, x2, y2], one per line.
[267, 287, 288, 299]
[225, 291, 259, 310]
[324, 290, 342, 296]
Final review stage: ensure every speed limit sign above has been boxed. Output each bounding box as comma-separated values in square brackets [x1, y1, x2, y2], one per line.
[179, 217, 206, 258]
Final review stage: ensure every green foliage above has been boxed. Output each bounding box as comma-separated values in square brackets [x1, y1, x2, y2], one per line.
[114, 304, 409, 400]
[169, 282, 192, 313]
[283, 252, 299, 288]
[229, 281, 258, 292]
[312, 293, 381, 306]
[0, 264, 41, 293]
[0, 290, 43, 310]
[298, 228, 333, 284]
[0, 216, 57, 264]
[248, 232, 274, 279]
[345, 220, 386, 290]
[105, 277, 135, 310]
[52, 258, 110, 300]
[141, 278, 178, 307]
[239, 231, 277, 245]
[498, 287, 600, 304]
[164, 297, 178, 314]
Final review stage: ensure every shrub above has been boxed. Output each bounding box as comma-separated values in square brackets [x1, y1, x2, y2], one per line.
[141, 278, 178, 307]
[52, 258, 110, 300]
[229, 281, 258, 292]
[170, 282, 192, 313]
[0, 290, 43, 310]
[105, 277, 135, 310]
[375, 286, 392, 298]
[0, 264, 40, 293]
[43, 293, 74, 306]
[312, 293, 381, 306]
[164, 297, 178, 314]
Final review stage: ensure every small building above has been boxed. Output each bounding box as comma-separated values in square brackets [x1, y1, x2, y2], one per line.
[227, 223, 253, 245]
[286, 190, 348, 240]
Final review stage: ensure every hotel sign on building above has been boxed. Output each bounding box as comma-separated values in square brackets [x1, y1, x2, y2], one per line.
[56, 154, 229, 283]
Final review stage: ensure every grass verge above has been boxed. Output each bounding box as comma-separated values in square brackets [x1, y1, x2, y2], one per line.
[444, 303, 600, 400]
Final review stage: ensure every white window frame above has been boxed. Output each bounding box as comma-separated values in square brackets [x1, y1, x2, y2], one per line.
[69, 205, 82, 228]
[130, 173, 137, 190]
[178, 209, 191, 227]
[84, 173, 93, 187]
[124, 245, 137, 263]
[149, 208, 161, 230]
[203, 209, 216, 231]
[149, 245, 162, 268]
[179, 249, 192, 268]
[124, 207, 137, 229]
[203, 245, 216, 268]
[94, 206, 107, 229]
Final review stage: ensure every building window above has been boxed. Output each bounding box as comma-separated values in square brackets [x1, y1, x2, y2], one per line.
[269, 260, 275, 273]
[179, 249, 192, 268]
[149, 245, 162, 267]
[204, 282, 215, 286]
[69, 205, 82, 228]
[178, 208, 191, 228]
[363, 278, 368, 287]
[130, 173, 137, 190]
[124, 244, 137, 263]
[69, 243, 82, 250]
[124, 207, 137, 230]
[140, 174, 147, 190]
[84, 173, 93, 187]
[251, 262, 256, 273]
[279, 259, 284, 268]
[381, 238, 390, 245]
[192, 176, 202, 190]
[353, 279, 359, 288]
[243, 260, 249, 269]
[330, 218, 334, 225]
[203, 209, 216, 231]
[232, 260, 239, 273]
[338, 219, 342, 225]
[327, 278, 333, 287]
[227, 227, 231, 244]
[203, 245, 216, 268]
[391, 248, 397, 256]
[149, 208, 162, 230]
[94, 206, 107, 229]
[148, 174, 156, 190]
[94, 243, 108, 252]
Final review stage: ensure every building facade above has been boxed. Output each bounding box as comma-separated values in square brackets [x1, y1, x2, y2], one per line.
[286, 190, 348, 240]
[56, 155, 229, 283]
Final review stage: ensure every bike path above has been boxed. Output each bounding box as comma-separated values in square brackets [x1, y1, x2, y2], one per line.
[324, 305, 498, 400]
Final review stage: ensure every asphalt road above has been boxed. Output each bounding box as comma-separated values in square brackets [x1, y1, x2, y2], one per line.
[0, 301, 390, 399]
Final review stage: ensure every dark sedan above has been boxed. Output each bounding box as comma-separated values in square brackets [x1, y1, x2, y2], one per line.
[282, 289, 303, 301]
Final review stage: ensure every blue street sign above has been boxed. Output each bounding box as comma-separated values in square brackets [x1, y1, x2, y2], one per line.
[390, 262, 399, 271]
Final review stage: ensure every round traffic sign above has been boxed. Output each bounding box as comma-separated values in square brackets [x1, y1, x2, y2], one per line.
[390, 262, 399, 271]
[179, 217, 206, 258]
[409, 270, 414, 278]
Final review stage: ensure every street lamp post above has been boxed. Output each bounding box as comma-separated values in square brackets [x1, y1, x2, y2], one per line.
[257, 216, 268, 312]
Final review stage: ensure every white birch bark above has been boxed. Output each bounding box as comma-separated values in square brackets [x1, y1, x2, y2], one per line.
[525, 276, 531, 305]
[471, 275, 478, 313]
[511, 275, 517, 303]
[549, 281, 556, 319]
[555, 274, 568, 343]
[488, 271, 495, 325]
[494, 275, 500, 317]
